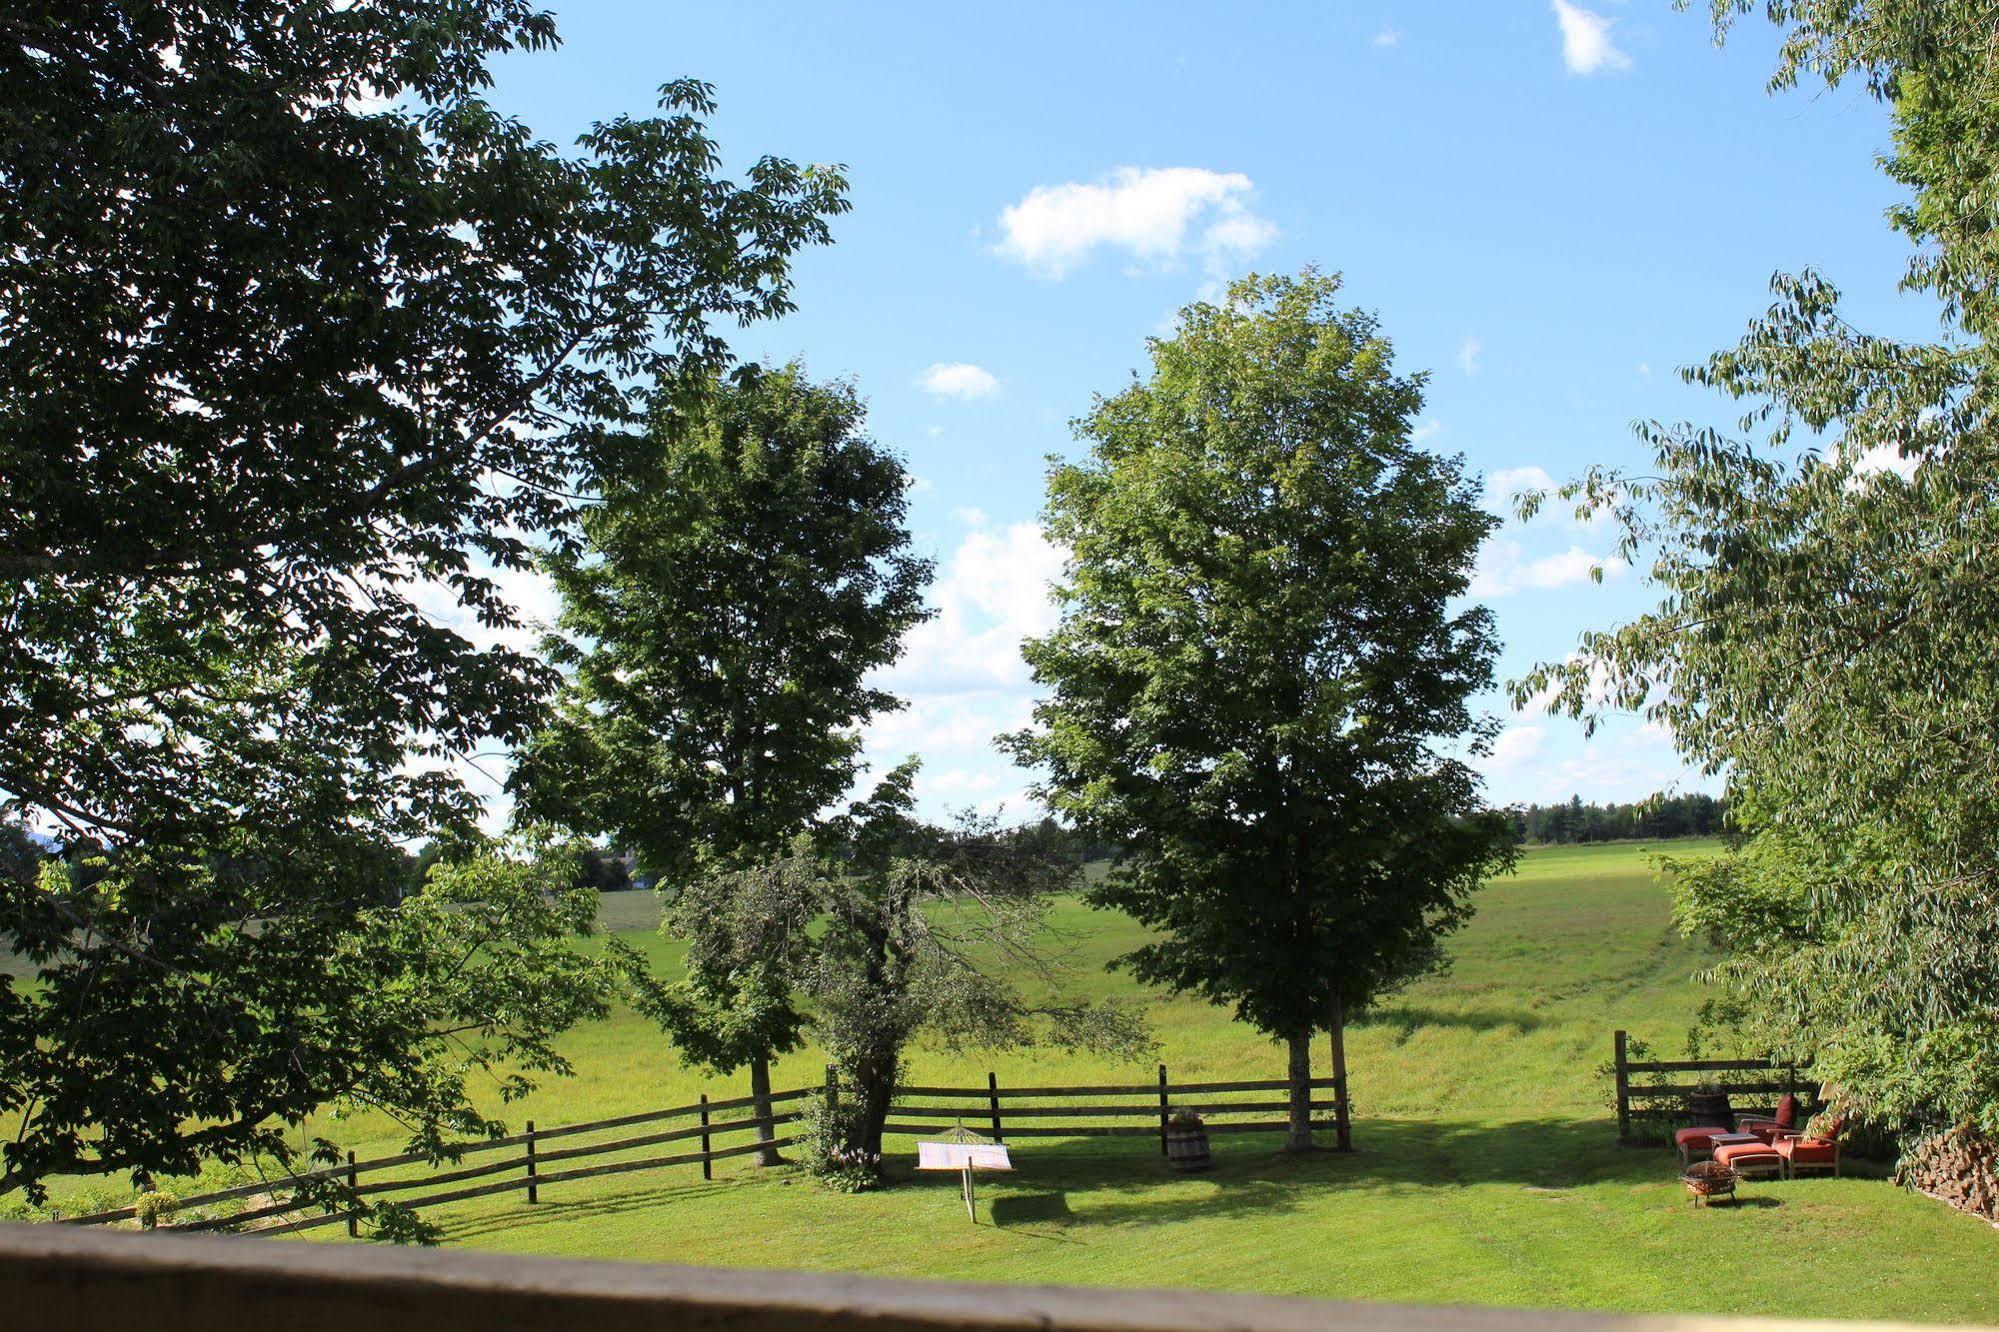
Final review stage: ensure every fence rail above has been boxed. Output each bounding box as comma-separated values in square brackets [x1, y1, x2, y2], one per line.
[62, 1065, 1349, 1232]
[1611, 1029, 1813, 1145]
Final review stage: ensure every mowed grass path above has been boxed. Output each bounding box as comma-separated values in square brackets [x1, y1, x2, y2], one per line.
[35, 842, 1999, 1321]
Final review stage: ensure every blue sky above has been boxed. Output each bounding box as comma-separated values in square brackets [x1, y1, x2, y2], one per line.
[454, 2, 1929, 824]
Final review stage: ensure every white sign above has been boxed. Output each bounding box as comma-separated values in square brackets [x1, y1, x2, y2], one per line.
[916, 1141, 1013, 1172]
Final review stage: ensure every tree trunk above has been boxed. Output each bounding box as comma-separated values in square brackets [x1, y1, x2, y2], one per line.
[1329, 992, 1352, 1152]
[850, 1038, 900, 1162]
[1283, 1030, 1315, 1153]
[749, 1051, 785, 1166]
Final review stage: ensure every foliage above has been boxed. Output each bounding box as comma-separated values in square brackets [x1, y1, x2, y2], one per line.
[687, 766, 1153, 1163]
[1008, 270, 1518, 1148]
[3, 833, 628, 1238]
[796, 1096, 883, 1193]
[516, 364, 931, 883]
[0, 2, 843, 1204]
[134, 1190, 179, 1230]
[1507, 792, 1726, 845]
[1520, 0, 1999, 1143]
[513, 365, 932, 1160]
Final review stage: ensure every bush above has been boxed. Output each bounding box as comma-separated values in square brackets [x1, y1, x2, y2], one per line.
[797, 1098, 883, 1193]
[135, 1190, 179, 1230]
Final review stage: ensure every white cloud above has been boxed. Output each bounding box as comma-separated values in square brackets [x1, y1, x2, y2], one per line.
[405, 560, 559, 658]
[856, 519, 1064, 821]
[1411, 418, 1443, 444]
[1482, 464, 1616, 532]
[919, 362, 1000, 399]
[1471, 539, 1626, 597]
[861, 693, 1035, 761]
[1373, 29, 1401, 48]
[1457, 338, 1483, 376]
[1552, 1, 1632, 75]
[1636, 361, 1654, 380]
[1487, 726, 1547, 772]
[929, 767, 1008, 796]
[888, 521, 1067, 695]
[1849, 441, 1920, 483]
[994, 167, 1277, 279]
[1484, 465, 1556, 517]
[1513, 650, 1623, 719]
[951, 505, 990, 528]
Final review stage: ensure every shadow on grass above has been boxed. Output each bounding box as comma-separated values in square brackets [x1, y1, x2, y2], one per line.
[438, 1116, 1729, 1244]
[1356, 1005, 1549, 1039]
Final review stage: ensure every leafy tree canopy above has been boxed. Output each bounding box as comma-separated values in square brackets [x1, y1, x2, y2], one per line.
[1521, 0, 1999, 1140]
[0, 0, 844, 1208]
[512, 363, 931, 1161]
[1008, 271, 1517, 1148]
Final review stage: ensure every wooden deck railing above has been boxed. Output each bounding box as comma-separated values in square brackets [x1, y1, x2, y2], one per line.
[14, 1223, 1979, 1332]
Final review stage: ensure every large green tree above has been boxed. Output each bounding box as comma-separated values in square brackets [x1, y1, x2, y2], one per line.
[512, 364, 931, 1163]
[0, 1, 843, 1210]
[1008, 272, 1518, 1151]
[1520, 0, 1999, 1144]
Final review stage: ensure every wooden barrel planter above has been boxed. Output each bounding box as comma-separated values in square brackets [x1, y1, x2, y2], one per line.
[1687, 1089, 1733, 1128]
[1165, 1111, 1211, 1172]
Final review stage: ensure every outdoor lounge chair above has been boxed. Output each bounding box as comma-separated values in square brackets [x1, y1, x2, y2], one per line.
[1772, 1114, 1846, 1179]
[1735, 1092, 1800, 1144]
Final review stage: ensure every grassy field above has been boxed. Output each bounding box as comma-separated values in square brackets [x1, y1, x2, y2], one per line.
[25, 842, 1999, 1321]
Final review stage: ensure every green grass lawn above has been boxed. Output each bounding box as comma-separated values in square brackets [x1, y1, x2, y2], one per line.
[27, 841, 1999, 1321]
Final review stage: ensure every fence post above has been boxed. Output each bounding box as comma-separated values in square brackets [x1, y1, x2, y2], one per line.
[699, 1094, 713, 1181]
[525, 1120, 538, 1204]
[987, 1071, 1004, 1143]
[1330, 992, 1353, 1152]
[345, 1150, 359, 1238]
[1614, 1029, 1631, 1145]
[824, 1063, 839, 1124]
[1157, 1063, 1169, 1156]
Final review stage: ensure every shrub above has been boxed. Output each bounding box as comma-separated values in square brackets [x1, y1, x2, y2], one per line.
[797, 1098, 883, 1193]
[135, 1190, 179, 1230]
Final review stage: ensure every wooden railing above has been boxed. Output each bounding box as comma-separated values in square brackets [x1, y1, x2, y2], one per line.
[59, 1065, 1349, 1233]
[15, 1223, 1976, 1332]
[1611, 1029, 1812, 1145]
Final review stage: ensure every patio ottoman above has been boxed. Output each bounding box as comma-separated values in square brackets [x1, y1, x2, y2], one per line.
[1676, 1125, 1730, 1168]
[1713, 1139, 1783, 1179]
[1775, 1136, 1840, 1178]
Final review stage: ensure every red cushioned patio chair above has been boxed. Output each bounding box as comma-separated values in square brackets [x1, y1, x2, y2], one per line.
[1773, 1114, 1845, 1179]
[1735, 1092, 1801, 1145]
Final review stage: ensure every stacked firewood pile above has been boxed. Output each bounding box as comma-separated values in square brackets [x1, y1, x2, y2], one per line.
[1896, 1124, 1999, 1223]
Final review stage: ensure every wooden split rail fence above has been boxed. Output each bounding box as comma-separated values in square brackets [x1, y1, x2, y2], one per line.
[60, 1087, 814, 1235]
[884, 1067, 1347, 1152]
[1611, 1029, 1813, 1145]
[62, 1065, 1349, 1233]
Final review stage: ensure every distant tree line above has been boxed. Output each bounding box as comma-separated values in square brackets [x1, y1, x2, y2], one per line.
[1505, 793, 1725, 846]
